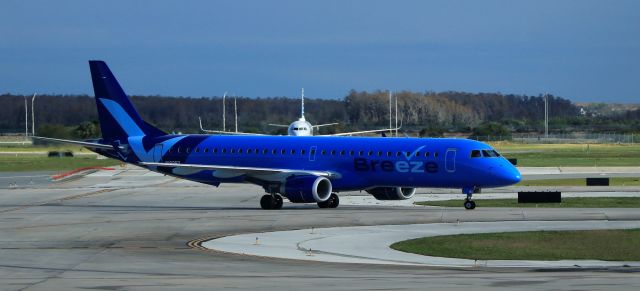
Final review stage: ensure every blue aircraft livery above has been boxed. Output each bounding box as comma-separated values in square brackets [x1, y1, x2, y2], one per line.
[35, 61, 521, 210]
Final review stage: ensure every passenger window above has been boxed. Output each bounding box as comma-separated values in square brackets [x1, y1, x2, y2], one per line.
[434, 152, 438, 158]
[377, 151, 382, 156]
[301, 149, 306, 155]
[386, 152, 392, 157]
[340, 150, 345, 156]
[272, 149, 277, 154]
[213, 148, 218, 154]
[263, 149, 268, 154]
[230, 149, 235, 154]
[291, 149, 296, 154]
[359, 150, 364, 156]
[331, 150, 336, 155]
[222, 148, 226, 154]
[396, 152, 401, 157]
[321, 150, 326, 155]
[204, 148, 209, 153]
[368, 151, 373, 156]
[471, 150, 481, 158]
[195, 148, 199, 153]
[310, 149, 316, 155]
[186, 148, 190, 153]
[238, 148, 243, 154]
[415, 151, 419, 157]
[424, 152, 429, 157]
[349, 150, 354, 156]
[281, 149, 286, 154]
[247, 149, 252, 154]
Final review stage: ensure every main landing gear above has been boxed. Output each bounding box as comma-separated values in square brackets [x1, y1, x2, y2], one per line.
[317, 193, 339, 209]
[260, 194, 283, 210]
[259, 193, 340, 210]
[463, 186, 478, 210]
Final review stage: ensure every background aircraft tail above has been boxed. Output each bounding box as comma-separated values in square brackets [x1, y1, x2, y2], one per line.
[89, 60, 165, 142]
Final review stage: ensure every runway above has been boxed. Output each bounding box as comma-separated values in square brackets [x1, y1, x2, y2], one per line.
[1, 167, 639, 290]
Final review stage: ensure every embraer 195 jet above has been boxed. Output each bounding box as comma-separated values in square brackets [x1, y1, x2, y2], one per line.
[35, 61, 521, 210]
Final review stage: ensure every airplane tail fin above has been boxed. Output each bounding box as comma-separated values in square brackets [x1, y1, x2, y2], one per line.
[89, 60, 165, 142]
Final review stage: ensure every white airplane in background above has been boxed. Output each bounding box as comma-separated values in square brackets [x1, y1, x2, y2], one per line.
[200, 89, 401, 136]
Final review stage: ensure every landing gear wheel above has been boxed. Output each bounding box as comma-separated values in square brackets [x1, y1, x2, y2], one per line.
[317, 193, 339, 209]
[260, 195, 272, 209]
[463, 200, 476, 210]
[273, 194, 283, 209]
[260, 194, 283, 210]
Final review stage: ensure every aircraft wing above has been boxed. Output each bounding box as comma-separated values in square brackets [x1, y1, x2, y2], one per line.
[198, 116, 265, 135]
[320, 127, 400, 136]
[139, 162, 334, 177]
[199, 129, 266, 135]
[31, 136, 116, 150]
[313, 123, 339, 128]
[267, 123, 289, 128]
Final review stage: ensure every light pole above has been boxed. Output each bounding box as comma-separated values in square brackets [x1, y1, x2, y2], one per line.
[395, 92, 398, 137]
[24, 96, 28, 140]
[234, 95, 238, 133]
[31, 93, 37, 136]
[389, 91, 392, 134]
[544, 93, 549, 139]
[222, 92, 227, 132]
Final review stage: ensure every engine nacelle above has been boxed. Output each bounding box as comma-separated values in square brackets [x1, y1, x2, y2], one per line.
[281, 175, 332, 203]
[366, 187, 416, 200]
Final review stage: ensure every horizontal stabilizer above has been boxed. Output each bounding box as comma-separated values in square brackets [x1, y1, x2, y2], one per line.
[31, 136, 115, 150]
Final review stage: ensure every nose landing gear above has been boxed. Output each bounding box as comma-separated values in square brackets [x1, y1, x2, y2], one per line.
[463, 186, 479, 210]
[463, 199, 476, 210]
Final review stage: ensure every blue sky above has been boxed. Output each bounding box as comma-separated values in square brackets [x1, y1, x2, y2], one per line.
[1, 0, 639, 102]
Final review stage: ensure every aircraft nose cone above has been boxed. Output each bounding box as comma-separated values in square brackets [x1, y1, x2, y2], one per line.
[501, 168, 521, 185]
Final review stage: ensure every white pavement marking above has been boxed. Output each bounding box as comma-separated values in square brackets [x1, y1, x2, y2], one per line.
[202, 220, 640, 268]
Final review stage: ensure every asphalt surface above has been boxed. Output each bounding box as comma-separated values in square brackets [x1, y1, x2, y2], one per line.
[1, 167, 639, 290]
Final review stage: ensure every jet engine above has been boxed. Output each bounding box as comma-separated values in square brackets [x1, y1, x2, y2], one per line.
[281, 175, 332, 203]
[366, 187, 416, 200]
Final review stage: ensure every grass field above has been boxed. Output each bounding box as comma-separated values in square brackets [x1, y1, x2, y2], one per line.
[489, 142, 640, 167]
[0, 145, 120, 172]
[391, 229, 640, 261]
[0, 155, 120, 172]
[517, 177, 640, 186]
[416, 197, 640, 208]
[0, 144, 87, 152]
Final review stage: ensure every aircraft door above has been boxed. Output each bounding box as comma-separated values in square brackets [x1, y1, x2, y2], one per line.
[309, 146, 317, 162]
[445, 148, 456, 173]
[153, 144, 163, 162]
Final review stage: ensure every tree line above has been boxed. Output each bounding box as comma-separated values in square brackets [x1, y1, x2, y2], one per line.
[0, 91, 636, 138]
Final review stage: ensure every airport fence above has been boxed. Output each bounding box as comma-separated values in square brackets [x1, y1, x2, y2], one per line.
[471, 133, 638, 144]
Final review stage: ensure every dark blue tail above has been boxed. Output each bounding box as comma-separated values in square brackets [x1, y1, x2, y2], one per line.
[90, 60, 165, 142]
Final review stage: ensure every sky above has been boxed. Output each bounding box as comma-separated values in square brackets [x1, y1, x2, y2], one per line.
[1, 0, 639, 102]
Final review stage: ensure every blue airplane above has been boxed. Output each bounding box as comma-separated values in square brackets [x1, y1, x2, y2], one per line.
[35, 61, 521, 210]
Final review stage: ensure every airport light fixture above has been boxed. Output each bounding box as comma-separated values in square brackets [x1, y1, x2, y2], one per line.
[31, 93, 37, 136]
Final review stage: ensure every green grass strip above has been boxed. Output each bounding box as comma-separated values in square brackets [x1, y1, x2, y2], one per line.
[391, 229, 640, 261]
[517, 177, 640, 187]
[0, 156, 119, 172]
[416, 197, 640, 208]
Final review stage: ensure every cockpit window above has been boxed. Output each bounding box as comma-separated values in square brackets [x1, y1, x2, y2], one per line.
[482, 149, 500, 158]
[471, 150, 481, 158]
